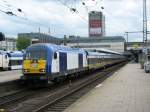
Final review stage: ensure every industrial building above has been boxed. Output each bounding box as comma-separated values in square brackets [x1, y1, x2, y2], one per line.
[65, 36, 125, 53]
[89, 11, 105, 38]
[0, 37, 17, 51]
[18, 32, 62, 44]
[17, 33, 125, 53]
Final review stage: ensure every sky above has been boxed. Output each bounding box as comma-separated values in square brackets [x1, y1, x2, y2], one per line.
[0, 0, 150, 42]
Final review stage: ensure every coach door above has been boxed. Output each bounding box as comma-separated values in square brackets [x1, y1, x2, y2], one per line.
[78, 54, 83, 69]
[2, 54, 9, 69]
[59, 52, 67, 74]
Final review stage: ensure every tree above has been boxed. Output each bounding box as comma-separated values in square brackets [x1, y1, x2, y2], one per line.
[0, 32, 5, 41]
[133, 44, 139, 49]
[16, 37, 31, 50]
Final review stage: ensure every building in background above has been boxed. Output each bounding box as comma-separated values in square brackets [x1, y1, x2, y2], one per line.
[89, 11, 105, 38]
[18, 32, 62, 44]
[18, 33, 125, 53]
[65, 36, 125, 53]
[0, 37, 17, 51]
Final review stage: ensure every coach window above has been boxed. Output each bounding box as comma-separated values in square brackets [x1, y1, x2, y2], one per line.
[54, 52, 57, 59]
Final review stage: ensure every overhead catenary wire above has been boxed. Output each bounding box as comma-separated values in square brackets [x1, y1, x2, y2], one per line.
[0, 1, 27, 19]
[0, 0, 95, 33]
[0, 4, 10, 10]
[0, 0, 85, 24]
[0, 9, 16, 16]
[0, 8, 49, 32]
[0, 0, 55, 35]
[57, 0, 88, 22]
[0, 0, 88, 22]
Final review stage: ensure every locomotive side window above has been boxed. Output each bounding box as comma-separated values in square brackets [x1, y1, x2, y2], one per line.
[54, 52, 57, 59]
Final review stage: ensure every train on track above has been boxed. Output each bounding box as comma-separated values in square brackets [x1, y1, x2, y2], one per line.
[21, 43, 126, 84]
[0, 50, 23, 70]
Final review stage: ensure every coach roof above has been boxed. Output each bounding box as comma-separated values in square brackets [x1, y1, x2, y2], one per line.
[7, 52, 23, 57]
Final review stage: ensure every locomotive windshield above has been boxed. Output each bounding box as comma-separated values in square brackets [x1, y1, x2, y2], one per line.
[24, 47, 47, 60]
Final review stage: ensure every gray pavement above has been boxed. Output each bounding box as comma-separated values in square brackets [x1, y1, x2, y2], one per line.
[64, 63, 150, 112]
[0, 70, 22, 83]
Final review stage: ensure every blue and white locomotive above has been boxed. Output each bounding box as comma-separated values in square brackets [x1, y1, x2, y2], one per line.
[22, 44, 87, 83]
[21, 43, 125, 84]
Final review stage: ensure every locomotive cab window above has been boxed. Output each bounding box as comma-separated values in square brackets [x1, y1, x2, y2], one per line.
[54, 52, 57, 59]
[25, 47, 47, 60]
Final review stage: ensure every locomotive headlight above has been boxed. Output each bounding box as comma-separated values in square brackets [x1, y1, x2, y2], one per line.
[24, 69, 29, 72]
[39, 69, 45, 72]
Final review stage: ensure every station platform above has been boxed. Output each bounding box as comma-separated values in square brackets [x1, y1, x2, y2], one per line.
[0, 70, 21, 83]
[64, 63, 150, 112]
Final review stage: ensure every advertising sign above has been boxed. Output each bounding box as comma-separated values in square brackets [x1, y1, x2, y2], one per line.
[89, 20, 102, 36]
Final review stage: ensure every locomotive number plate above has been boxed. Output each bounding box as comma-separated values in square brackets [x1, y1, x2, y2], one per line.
[31, 63, 37, 68]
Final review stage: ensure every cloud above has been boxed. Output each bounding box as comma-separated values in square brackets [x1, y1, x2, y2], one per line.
[0, 0, 149, 42]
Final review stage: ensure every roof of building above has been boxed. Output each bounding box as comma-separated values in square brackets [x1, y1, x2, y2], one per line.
[66, 36, 125, 43]
[18, 32, 62, 41]
[18, 33, 125, 44]
[5, 37, 16, 41]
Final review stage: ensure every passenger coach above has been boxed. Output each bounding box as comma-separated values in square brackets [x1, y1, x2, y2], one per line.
[7, 51, 23, 70]
[87, 49, 125, 70]
[0, 50, 23, 70]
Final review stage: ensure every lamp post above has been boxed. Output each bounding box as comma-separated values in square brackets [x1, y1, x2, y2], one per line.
[125, 32, 128, 43]
[143, 0, 147, 45]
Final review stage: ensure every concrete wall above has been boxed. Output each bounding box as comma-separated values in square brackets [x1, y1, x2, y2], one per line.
[67, 42, 124, 53]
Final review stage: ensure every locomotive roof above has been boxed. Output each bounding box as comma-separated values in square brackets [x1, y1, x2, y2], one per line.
[26, 43, 86, 54]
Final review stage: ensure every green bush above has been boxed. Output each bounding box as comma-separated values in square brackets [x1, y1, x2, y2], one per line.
[16, 37, 31, 50]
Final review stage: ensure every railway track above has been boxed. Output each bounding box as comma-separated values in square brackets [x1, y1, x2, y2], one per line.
[34, 62, 126, 112]
[0, 88, 33, 107]
[3, 62, 126, 112]
[0, 79, 21, 97]
[0, 70, 21, 96]
[0, 84, 59, 110]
